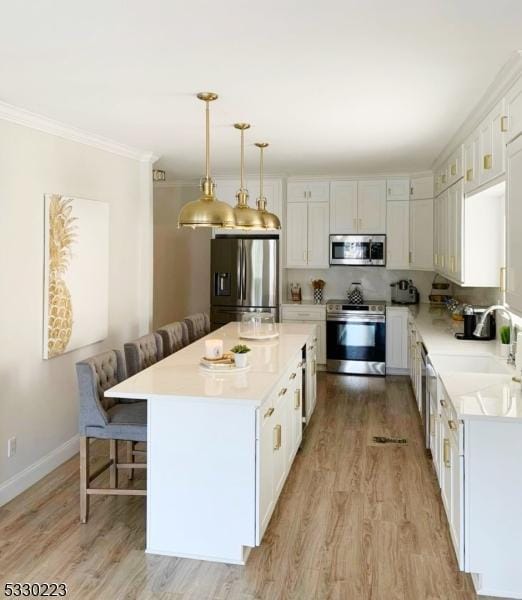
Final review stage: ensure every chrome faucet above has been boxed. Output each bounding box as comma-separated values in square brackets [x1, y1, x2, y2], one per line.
[474, 305, 516, 365]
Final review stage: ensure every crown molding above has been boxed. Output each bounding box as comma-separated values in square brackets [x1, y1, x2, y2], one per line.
[432, 50, 522, 169]
[0, 100, 159, 163]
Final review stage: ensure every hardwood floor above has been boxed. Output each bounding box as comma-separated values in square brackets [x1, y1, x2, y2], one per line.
[0, 374, 480, 599]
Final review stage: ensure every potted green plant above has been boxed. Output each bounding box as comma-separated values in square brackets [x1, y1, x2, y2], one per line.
[500, 325, 511, 358]
[230, 344, 251, 368]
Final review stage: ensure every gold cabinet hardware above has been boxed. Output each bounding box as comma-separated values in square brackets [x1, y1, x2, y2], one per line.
[448, 419, 457, 431]
[501, 115, 508, 132]
[483, 154, 492, 170]
[440, 398, 447, 408]
[298, 360, 305, 368]
[302, 250, 307, 262]
[289, 372, 297, 380]
[294, 389, 301, 409]
[442, 173, 447, 184]
[500, 266, 506, 292]
[273, 424, 282, 450]
[409, 251, 412, 263]
[278, 387, 288, 397]
[451, 163, 457, 176]
[441, 255, 445, 269]
[513, 376, 522, 383]
[434, 253, 438, 266]
[264, 407, 274, 418]
[443, 438, 450, 468]
[466, 168, 473, 182]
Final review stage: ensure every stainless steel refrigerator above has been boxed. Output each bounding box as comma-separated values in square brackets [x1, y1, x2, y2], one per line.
[210, 236, 279, 327]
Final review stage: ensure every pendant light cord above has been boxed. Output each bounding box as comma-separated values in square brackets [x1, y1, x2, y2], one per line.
[205, 100, 210, 180]
[259, 145, 264, 198]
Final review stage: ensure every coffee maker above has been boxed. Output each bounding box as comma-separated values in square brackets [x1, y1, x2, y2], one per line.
[455, 305, 496, 341]
[391, 280, 419, 305]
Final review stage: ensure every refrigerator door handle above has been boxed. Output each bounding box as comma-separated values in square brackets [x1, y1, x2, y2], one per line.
[242, 241, 247, 304]
[237, 240, 243, 303]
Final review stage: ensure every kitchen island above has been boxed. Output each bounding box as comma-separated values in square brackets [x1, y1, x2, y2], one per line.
[105, 322, 317, 564]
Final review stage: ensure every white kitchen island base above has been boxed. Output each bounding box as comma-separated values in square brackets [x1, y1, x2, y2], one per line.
[106, 322, 316, 564]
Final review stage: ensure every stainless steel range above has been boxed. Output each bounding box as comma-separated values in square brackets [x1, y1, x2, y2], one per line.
[326, 300, 386, 376]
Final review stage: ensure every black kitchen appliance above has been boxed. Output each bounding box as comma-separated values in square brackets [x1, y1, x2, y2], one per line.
[455, 306, 496, 341]
[391, 279, 419, 304]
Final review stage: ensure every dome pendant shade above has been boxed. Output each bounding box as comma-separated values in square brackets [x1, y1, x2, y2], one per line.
[255, 142, 281, 230]
[233, 123, 265, 230]
[178, 92, 236, 229]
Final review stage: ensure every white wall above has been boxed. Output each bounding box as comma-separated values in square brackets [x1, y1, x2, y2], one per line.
[0, 118, 153, 505]
[153, 184, 211, 329]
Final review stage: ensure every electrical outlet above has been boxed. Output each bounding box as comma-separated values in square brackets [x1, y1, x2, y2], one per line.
[7, 437, 16, 458]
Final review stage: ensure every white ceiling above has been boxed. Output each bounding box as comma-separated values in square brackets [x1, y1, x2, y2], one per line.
[1, 1, 522, 179]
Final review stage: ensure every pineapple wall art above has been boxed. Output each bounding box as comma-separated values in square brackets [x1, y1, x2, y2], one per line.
[43, 194, 109, 359]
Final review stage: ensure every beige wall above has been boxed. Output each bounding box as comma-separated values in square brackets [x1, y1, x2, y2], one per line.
[0, 118, 152, 503]
[153, 184, 211, 329]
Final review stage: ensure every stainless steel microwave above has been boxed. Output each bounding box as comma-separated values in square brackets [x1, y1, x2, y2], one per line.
[329, 234, 386, 266]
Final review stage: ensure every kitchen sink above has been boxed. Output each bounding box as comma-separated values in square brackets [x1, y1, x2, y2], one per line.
[429, 354, 514, 375]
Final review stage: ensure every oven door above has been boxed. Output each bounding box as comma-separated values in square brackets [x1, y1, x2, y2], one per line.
[327, 314, 386, 375]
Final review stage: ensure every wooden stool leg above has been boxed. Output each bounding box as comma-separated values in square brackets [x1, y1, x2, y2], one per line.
[109, 439, 118, 488]
[80, 436, 90, 523]
[127, 441, 134, 480]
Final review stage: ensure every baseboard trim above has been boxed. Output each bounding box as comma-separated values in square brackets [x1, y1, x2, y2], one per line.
[0, 434, 79, 507]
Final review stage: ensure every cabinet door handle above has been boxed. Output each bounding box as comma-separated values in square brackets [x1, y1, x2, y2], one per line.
[500, 266, 506, 292]
[501, 115, 508, 132]
[451, 163, 457, 176]
[273, 424, 282, 450]
[434, 252, 438, 266]
[409, 251, 412, 264]
[483, 154, 492, 170]
[278, 387, 288, 396]
[440, 398, 447, 408]
[289, 372, 297, 380]
[466, 168, 473, 182]
[443, 438, 450, 468]
[448, 419, 457, 431]
[294, 389, 301, 409]
[264, 407, 274, 418]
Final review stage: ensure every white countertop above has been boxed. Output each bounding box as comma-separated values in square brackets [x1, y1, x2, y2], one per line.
[105, 322, 315, 407]
[408, 304, 522, 421]
[408, 303, 498, 355]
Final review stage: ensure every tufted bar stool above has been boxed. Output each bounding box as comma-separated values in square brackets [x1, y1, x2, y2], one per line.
[183, 313, 211, 343]
[156, 321, 190, 357]
[124, 332, 163, 377]
[76, 349, 147, 523]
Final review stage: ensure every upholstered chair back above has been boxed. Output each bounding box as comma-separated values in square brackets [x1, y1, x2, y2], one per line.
[76, 349, 126, 432]
[157, 321, 189, 357]
[124, 332, 163, 377]
[183, 313, 211, 343]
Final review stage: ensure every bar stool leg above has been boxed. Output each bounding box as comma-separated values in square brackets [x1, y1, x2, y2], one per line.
[80, 436, 90, 523]
[109, 439, 118, 488]
[127, 441, 134, 480]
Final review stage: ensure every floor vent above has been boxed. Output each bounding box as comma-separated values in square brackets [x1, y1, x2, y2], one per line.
[371, 435, 408, 445]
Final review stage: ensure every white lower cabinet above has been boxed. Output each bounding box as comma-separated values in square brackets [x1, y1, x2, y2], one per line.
[256, 353, 304, 544]
[385, 307, 409, 372]
[282, 305, 326, 365]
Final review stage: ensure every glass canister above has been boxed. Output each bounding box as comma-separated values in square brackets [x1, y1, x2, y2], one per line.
[239, 312, 276, 338]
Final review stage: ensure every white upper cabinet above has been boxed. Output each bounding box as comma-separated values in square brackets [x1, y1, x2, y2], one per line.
[448, 146, 464, 187]
[505, 76, 522, 144]
[287, 181, 329, 203]
[410, 198, 434, 271]
[479, 99, 506, 186]
[286, 202, 308, 267]
[463, 130, 480, 194]
[386, 178, 410, 201]
[330, 181, 358, 234]
[307, 202, 330, 268]
[386, 200, 410, 269]
[410, 175, 434, 200]
[286, 200, 329, 269]
[506, 136, 522, 316]
[357, 180, 386, 233]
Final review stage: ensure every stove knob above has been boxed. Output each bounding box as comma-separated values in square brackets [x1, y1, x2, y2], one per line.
[336, 304, 340, 310]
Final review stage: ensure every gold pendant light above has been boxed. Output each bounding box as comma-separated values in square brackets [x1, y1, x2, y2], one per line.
[255, 142, 281, 230]
[178, 92, 236, 229]
[232, 123, 265, 230]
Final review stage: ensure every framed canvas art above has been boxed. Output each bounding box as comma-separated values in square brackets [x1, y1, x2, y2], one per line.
[43, 194, 109, 359]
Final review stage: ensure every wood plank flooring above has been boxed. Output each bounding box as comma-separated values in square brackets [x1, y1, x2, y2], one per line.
[0, 374, 481, 599]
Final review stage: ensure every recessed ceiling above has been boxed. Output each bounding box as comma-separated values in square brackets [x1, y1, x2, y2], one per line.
[1, 1, 522, 178]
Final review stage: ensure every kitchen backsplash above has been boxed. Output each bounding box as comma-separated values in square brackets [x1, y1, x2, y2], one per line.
[284, 268, 503, 307]
[284, 268, 436, 302]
